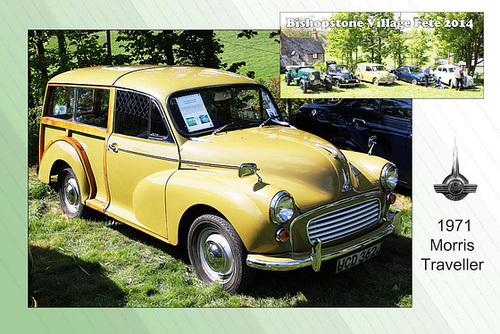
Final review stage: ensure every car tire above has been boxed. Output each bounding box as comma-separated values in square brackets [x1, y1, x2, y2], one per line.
[285, 77, 291, 86]
[299, 79, 308, 93]
[187, 214, 255, 293]
[372, 78, 379, 86]
[57, 167, 86, 217]
[325, 79, 332, 91]
[334, 80, 340, 88]
[411, 79, 417, 85]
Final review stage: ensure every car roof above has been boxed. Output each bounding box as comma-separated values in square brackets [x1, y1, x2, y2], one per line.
[48, 65, 257, 101]
[357, 63, 384, 66]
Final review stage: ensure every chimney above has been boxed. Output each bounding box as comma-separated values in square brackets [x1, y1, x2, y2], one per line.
[312, 29, 318, 40]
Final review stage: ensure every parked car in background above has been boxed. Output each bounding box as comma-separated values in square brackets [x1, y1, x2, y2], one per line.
[295, 99, 412, 188]
[354, 63, 395, 85]
[38, 66, 402, 293]
[392, 65, 435, 85]
[285, 66, 324, 93]
[433, 64, 474, 88]
[323, 64, 360, 90]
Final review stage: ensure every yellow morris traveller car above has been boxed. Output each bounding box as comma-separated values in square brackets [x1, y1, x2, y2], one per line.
[355, 63, 395, 85]
[38, 65, 402, 293]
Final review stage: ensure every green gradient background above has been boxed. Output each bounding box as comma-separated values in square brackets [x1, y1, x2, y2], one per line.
[4, 1, 499, 333]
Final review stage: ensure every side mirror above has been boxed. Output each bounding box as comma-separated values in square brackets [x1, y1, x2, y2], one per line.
[368, 135, 377, 155]
[238, 163, 262, 183]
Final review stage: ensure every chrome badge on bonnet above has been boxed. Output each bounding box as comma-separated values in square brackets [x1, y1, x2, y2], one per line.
[434, 140, 477, 201]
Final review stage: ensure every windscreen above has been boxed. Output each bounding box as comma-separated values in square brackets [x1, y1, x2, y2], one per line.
[168, 85, 281, 137]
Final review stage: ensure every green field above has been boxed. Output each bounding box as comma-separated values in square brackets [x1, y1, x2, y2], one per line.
[281, 74, 484, 99]
[28, 168, 412, 307]
[44, 30, 280, 82]
[215, 30, 280, 81]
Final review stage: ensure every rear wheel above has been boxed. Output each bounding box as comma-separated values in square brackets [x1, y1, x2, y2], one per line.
[57, 167, 85, 217]
[187, 214, 254, 293]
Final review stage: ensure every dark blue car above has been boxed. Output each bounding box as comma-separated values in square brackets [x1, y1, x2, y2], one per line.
[295, 99, 412, 189]
[392, 65, 434, 85]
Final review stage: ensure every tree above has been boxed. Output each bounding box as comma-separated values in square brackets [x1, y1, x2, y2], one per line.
[325, 12, 367, 66]
[360, 12, 395, 64]
[116, 30, 177, 65]
[28, 30, 49, 107]
[422, 12, 483, 75]
[387, 30, 407, 67]
[406, 29, 431, 65]
[66, 31, 107, 68]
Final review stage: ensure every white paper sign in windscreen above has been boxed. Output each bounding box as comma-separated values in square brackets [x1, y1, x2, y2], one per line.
[263, 92, 278, 117]
[176, 93, 214, 132]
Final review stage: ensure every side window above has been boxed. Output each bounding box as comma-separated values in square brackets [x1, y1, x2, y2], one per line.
[381, 99, 412, 119]
[75, 88, 109, 127]
[46, 86, 109, 128]
[115, 90, 172, 142]
[47, 86, 75, 120]
[357, 99, 380, 113]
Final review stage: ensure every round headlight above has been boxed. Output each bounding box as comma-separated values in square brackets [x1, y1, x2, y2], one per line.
[309, 74, 315, 81]
[270, 191, 295, 225]
[381, 163, 398, 191]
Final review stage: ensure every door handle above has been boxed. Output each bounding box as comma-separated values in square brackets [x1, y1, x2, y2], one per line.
[108, 143, 119, 153]
[352, 118, 366, 125]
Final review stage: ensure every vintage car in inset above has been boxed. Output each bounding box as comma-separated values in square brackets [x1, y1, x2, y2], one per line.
[295, 99, 412, 189]
[392, 65, 435, 85]
[323, 64, 360, 90]
[38, 66, 401, 293]
[354, 63, 395, 85]
[285, 66, 324, 93]
[433, 64, 474, 88]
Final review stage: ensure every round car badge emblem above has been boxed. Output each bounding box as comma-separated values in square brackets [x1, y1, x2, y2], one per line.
[434, 140, 477, 201]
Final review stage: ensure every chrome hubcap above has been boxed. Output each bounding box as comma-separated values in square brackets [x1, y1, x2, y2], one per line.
[63, 175, 80, 213]
[198, 228, 234, 282]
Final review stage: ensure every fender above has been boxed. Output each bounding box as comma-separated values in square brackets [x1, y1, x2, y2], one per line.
[38, 137, 94, 201]
[342, 150, 390, 182]
[165, 169, 289, 254]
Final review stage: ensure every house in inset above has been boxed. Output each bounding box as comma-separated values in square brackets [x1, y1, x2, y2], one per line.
[280, 30, 325, 70]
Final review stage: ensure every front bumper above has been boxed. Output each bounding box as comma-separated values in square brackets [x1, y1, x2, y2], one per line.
[379, 77, 394, 84]
[246, 209, 402, 272]
[339, 80, 360, 87]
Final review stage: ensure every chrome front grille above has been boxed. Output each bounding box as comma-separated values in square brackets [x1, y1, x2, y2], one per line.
[307, 198, 381, 244]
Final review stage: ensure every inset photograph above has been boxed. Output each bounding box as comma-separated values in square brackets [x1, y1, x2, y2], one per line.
[280, 12, 483, 98]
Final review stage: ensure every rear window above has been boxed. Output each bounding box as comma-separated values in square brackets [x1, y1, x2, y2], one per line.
[45, 86, 110, 128]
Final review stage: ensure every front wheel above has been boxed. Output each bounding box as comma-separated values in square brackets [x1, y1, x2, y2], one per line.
[372, 77, 379, 86]
[57, 167, 85, 217]
[324, 79, 332, 91]
[299, 79, 308, 93]
[411, 79, 417, 85]
[187, 214, 254, 293]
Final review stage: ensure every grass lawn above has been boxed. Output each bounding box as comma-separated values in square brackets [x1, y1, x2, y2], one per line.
[215, 30, 280, 82]
[280, 74, 484, 99]
[28, 167, 412, 307]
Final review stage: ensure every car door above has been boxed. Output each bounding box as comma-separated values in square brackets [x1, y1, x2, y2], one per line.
[105, 89, 179, 239]
[401, 67, 411, 82]
[348, 99, 412, 186]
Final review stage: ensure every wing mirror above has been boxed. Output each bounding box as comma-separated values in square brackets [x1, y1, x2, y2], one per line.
[368, 135, 377, 155]
[238, 163, 262, 183]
